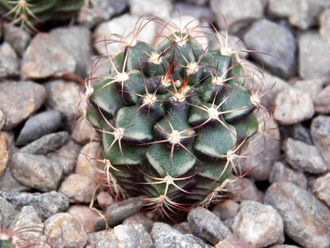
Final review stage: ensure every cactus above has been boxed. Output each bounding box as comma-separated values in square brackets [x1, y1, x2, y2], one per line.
[85, 20, 262, 220]
[0, 0, 86, 31]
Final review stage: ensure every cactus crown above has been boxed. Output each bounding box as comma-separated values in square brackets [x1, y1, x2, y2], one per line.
[86, 19, 261, 220]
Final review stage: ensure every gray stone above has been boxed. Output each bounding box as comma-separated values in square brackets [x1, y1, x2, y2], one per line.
[78, 0, 127, 28]
[311, 172, 330, 208]
[50, 26, 91, 77]
[96, 191, 114, 211]
[67, 205, 100, 233]
[274, 88, 314, 125]
[21, 33, 76, 80]
[311, 116, 330, 169]
[151, 222, 211, 248]
[215, 237, 253, 248]
[129, 0, 172, 18]
[106, 196, 145, 226]
[281, 122, 314, 145]
[284, 138, 327, 174]
[16, 111, 62, 146]
[44, 213, 87, 248]
[182, 0, 209, 5]
[112, 224, 153, 248]
[268, 0, 330, 29]
[264, 182, 330, 248]
[71, 117, 96, 144]
[314, 85, 330, 114]
[3, 24, 31, 56]
[0, 196, 17, 228]
[174, 3, 214, 21]
[243, 19, 296, 78]
[187, 207, 232, 245]
[210, 0, 263, 33]
[269, 162, 308, 189]
[299, 32, 330, 79]
[232, 201, 284, 248]
[212, 200, 240, 221]
[11, 152, 63, 192]
[226, 177, 263, 202]
[0, 109, 4, 130]
[0, 191, 69, 220]
[269, 245, 301, 248]
[0, 81, 46, 130]
[86, 230, 113, 248]
[123, 213, 154, 233]
[0, 43, 19, 78]
[0, 132, 9, 176]
[293, 78, 324, 103]
[320, 9, 330, 43]
[0, 168, 30, 193]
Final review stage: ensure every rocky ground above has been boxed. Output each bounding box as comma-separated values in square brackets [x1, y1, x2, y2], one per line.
[0, 0, 330, 247]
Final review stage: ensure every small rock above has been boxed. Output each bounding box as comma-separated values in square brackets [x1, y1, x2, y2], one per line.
[0, 191, 69, 220]
[269, 162, 308, 189]
[293, 78, 324, 102]
[128, 0, 172, 18]
[264, 182, 330, 248]
[232, 201, 284, 248]
[76, 142, 102, 180]
[311, 172, 330, 208]
[314, 85, 330, 114]
[112, 224, 153, 248]
[311, 115, 330, 168]
[226, 177, 263, 202]
[67, 205, 100, 233]
[174, 3, 214, 21]
[44, 213, 88, 248]
[212, 200, 240, 221]
[274, 88, 314, 125]
[299, 32, 330, 79]
[78, 0, 127, 28]
[0, 109, 4, 130]
[0, 43, 19, 78]
[20, 131, 69, 155]
[268, 0, 330, 29]
[59, 174, 96, 203]
[11, 152, 63, 192]
[210, 0, 263, 33]
[123, 213, 154, 233]
[320, 9, 330, 43]
[106, 196, 145, 226]
[45, 80, 81, 120]
[16, 111, 62, 146]
[243, 19, 296, 78]
[174, 222, 193, 234]
[93, 14, 156, 56]
[151, 222, 211, 248]
[0, 196, 17, 228]
[281, 122, 314, 145]
[96, 191, 114, 211]
[187, 207, 232, 245]
[284, 138, 327, 174]
[215, 237, 253, 248]
[182, 0, 209, 6]
[0, 132, 9, 176]
[3, 24, 31, 56]
[50, 26, 91, 77]
[0, 168, 30, 193]
[86, 230, 113, 248]
[269, 245, 301, 248]
[0, 81, 46, 130]
[71, 118, 96, 144]
[21, 33, 76, 80]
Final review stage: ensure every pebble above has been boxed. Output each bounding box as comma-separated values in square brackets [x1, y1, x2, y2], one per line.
[50, 26, 91, 77]
[0, 81, 46, 130]
[212, 200, 240, 221]
[311, 172, 330, 208]
[128, 0, 172, 18]
[123, 213, 154, 233]
[298, 31, 330, 79]
[182, 0, 209, 5]
[76, 142, 102, 180]
[78, 0, 127, 28]
[112, 224, 153, 248]
[210, 0, 263, 33]
[284, 138, 327, 174]
[274, 88, 314, 125]
[151, 222, 211, 248]
[187, 207, 232, 245]
[293, 78, 324, 102]
[215, 237, 253, 248]
[86, 230, 113, 248]
[71, 118, 96, 144]
[226, 177, 263, 202]
[269, 245, 300, 248]
[11, 152, 63, 192]
[314, 85, 330, 114]
[96, 191, 114, 211]
[268, 0, 330, 29]
[0, 191, 69, 221]
[264, 182, 330, 248]
[45, 80, 81, 120]
[232, 201, 284, 248]
[269, 162, 308, 189]
[174, 222, 193, 234]
[0, 168, 30, 193]
[44, 213, 88, 248]
[243, 19, 296, 78]
[3, 24, 31, 56]
[0, 109, 4, 130]
[93, 14, 156, 56]
[311, 116, 330, 169]
[238, 115, 280, 181]
[16, 111, 62, 146]
[174, 2, 214, 21]
[21, 33, 76, 80]
[0, 196, 17, 228]
[287, 123, 314, 145]
[106, 196, 145, 227]
[320, 9, 330, 43]
[67, 205, 100, 233]
[0, 132, 9, 176]
[20, 131, 69, 155]
[59, 174, 96, 203]
[0, 43, 19, 78]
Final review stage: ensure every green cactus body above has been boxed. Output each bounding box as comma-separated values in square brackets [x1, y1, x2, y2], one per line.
[86, 29, 259, 219]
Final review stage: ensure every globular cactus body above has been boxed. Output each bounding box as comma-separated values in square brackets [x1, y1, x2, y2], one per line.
[86, 23, 260, 219]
